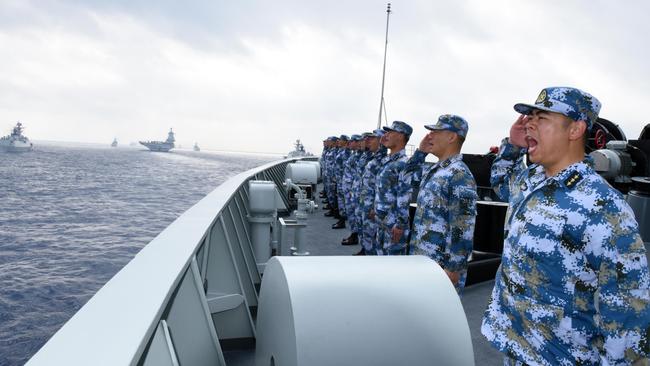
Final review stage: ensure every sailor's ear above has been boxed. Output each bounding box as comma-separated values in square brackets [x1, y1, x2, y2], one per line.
[569, 120, 587, 141]
[448, 131, 458, 143]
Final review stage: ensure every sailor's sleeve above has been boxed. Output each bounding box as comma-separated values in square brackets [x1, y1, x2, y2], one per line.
[446, 172, 478, 273]
[490, 138, 526, 202]
[590, 196, 650, 364]
[395, 154, 425, 230]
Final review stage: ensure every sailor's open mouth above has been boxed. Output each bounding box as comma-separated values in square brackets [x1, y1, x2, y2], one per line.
[526, 135, 538, 153]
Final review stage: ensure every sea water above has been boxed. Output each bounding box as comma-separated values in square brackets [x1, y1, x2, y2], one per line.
[0, 143, 275, 365]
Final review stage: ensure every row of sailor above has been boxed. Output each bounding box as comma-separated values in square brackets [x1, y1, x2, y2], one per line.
[319, 86, 650, 365]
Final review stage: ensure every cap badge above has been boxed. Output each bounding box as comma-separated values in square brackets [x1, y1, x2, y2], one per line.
[535, 89, 547, 104]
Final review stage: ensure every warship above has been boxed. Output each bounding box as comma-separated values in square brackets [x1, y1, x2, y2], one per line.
[284, 139, 313, 159]
[111, 138, 118, 147]
[0, 122, 33, 152]
[139, 129, 175, 152]
[24, 118, 650, 366]
[194, 142, 201, 152]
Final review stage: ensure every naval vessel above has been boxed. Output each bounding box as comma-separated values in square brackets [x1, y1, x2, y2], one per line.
[24, 118, 650, 365]
[1, 122, 33, 152]
[140, 129, 176, 152]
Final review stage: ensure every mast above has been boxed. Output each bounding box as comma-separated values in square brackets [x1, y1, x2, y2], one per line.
[376, 3, 391, 129]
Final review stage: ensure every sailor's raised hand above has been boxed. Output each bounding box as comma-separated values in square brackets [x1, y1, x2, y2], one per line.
[509, 114, 529, 148]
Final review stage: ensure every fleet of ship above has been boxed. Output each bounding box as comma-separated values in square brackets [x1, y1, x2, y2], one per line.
[0, 122, 33, 152]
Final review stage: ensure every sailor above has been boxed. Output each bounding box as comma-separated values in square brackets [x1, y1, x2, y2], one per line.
[356, 129, 388, 255]
[481, 87, 650, 365]
[327, 135, 347, 223]
[332, 135, 351, 229]
[340, 135, 362, 239]
[320, 138, 332, 206]
[405, 115, 477, 293]
[374, 120, 413, 255]
[341, 134, 362, 245]
[322, 137, 338, 208]
[324, 137, 341, 218]
[342, 132, 373, 247]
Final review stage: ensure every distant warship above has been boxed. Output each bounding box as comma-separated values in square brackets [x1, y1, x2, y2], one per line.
[139, 129, 175, 152]
[111, 138, 118, 147]
[0, 122, 33, 152]
[193, 142, 200, 152]
[285, 139, 313, 158]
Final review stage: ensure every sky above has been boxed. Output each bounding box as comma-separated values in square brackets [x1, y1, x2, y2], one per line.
[1, 0, 649, 155]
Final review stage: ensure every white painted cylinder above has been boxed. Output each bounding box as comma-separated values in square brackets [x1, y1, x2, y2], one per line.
[249, 219, 273, 271]
[255, 256, 474, 366]
[285, 164, 317, 185]
[295, 161, 321, 180]
[248, 180, 277, 272]
[249, 180, 277, 215]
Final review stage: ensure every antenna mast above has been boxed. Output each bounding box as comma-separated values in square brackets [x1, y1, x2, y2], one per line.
[376, 3, 391, 129]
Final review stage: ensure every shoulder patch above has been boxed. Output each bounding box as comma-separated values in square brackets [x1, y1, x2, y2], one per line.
[564, 171, 583, 188]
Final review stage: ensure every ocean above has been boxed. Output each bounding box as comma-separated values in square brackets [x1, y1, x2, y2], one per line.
[0, 143, 275, 366]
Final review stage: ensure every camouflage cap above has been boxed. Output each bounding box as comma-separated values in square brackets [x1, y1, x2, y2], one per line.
[326, 136, 338, 141]
[372, 128, 385, 137]
[425, 114, 469, 138]
[361, 132, 374, 138]
[382, 120, 413, 138]
[350, 134, 363, 141]
[514, 87, 601, 130]
[339, 135, 349, 141]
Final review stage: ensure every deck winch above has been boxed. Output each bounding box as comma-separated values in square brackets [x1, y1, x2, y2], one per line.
[587, 121, 650, 243]
[285, 162, 319, 202]
[279, 179, 316, 256]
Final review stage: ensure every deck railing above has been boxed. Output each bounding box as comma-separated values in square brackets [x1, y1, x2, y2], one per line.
[27, 157, 309, 366]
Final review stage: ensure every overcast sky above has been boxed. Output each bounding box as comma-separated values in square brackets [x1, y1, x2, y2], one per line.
[1, 0, 649, 154]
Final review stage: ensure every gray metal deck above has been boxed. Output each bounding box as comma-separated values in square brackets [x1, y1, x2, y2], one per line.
[223, 185, 503, 365]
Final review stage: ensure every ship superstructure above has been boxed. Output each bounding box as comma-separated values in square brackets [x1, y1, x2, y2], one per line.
[285, 139, 313, 158]
[0, 122, 33, 152]
[139, 129, 175, 152]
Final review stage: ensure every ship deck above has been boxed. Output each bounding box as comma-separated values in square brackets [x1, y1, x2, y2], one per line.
[223, 184, 503, 365]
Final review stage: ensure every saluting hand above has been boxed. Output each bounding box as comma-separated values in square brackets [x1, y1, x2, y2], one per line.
[509, 114, 529, 148]
[418, 135, 429, 152]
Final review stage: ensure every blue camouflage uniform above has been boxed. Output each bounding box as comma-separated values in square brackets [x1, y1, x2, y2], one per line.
[357, 131, 388, 254]
[335, 137, 350, 217]
[374, 121, 413, 255]
[481, 87, 650, 365]
[406, 115, 478, 293]
[321, 137, 337, 207]
[326, 138, 339, 210]
[352, 141, 374, 237]
[343, 135, 362, 230]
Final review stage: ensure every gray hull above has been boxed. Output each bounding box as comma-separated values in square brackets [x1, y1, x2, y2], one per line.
[139, 141, 174, 152]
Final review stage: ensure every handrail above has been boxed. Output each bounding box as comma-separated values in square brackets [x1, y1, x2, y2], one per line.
[26, 157, 307, 365]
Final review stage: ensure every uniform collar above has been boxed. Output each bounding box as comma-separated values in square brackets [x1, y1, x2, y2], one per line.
[435, 153, 463, 169]
[548, 160, 591, 190]
[388, 149, 406, 161]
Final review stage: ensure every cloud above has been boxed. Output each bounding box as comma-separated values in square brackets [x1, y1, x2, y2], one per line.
[1, 0, 649, 154]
